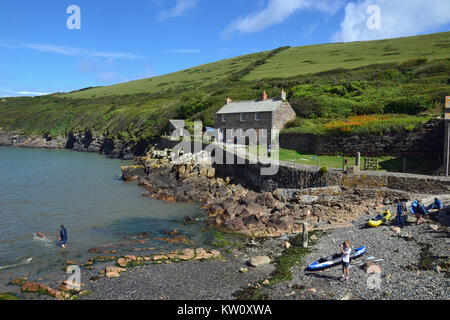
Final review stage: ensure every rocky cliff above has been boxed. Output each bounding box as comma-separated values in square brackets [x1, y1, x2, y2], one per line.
[0, 129, 147, 159]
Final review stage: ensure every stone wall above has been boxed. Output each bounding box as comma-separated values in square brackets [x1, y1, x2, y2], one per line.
[212, 151, 450, 195]
[280, 119, 445, 157]
[272, 102, 297, 131]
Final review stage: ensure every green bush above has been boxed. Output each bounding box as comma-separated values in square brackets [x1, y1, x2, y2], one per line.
[285, 117, 304, 128]
[372, 68, 401, 81]
[319, 166, 328, 175]
[384, 97, 427, 115]
[399, 57, 427, 70]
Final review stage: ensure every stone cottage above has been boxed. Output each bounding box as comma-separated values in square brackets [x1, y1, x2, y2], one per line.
[214, 90, 296, 146]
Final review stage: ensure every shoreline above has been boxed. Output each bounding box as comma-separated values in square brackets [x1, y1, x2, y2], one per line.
[1, 142, 449, 300]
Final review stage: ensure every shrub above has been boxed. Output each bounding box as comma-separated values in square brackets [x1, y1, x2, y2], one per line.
[327, 85, 347, 96]
[399, 58, 427, 70]
[372, 68, 401, 81]
[319, 166, 328, 175]
[285, 117, 304, 129]
[383, 98, 427, 115]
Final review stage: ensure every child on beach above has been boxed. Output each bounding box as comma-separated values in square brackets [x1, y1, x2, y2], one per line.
[339, 241, 351, 282]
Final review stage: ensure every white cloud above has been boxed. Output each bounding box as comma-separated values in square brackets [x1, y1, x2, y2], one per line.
[223, 0, 343, 37]
[0, 88, 50, 97]
[158, 0, 197, 21]
[333, 0, 450, 42]
[0, 42, 144, 60]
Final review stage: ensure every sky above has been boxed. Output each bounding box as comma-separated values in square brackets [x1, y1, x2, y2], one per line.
[0, 0, 449, 97]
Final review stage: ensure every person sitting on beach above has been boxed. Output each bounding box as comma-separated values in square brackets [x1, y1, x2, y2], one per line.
[339, 241, 351, 282]
[428, 198, 442, 212]
[59, 225, 68, 248]
[395, 199, 407, 228]
[416, 200, 428, 225]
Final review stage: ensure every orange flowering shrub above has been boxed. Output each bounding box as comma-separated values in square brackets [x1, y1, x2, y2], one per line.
[324, 115, 391, 133]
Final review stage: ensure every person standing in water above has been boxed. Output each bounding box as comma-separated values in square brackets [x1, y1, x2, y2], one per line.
[59, 225, 68, 248]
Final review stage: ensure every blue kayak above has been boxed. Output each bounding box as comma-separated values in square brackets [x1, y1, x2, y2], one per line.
[305, 246, 366, 271]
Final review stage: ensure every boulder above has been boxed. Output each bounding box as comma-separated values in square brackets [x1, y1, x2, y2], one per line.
[153, 255, 168, 261]
[224, 217, 245, 231]
[117, 258, 128, 267]
[249, 256, 271, 267]
[178, 248, 195, 260]
[124, 255, 137, 261]
[272, 189, 286, 202]
[429, 224, 439, 231]
[264, 193, 279, 208]
[363, 262, 382, 274]
[391, 226, 402, 234]
[206, 167, 216, 179]
[243, 214, 261, 229]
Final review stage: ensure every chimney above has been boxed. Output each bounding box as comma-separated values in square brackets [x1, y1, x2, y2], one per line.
[262, 91, 268, 101]
[226, 97, 232, 104]
[280, 88, 286, 101]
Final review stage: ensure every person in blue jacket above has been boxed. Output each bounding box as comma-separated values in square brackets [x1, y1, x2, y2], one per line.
[416, 200, 428, 225]
[59, 225, 68, 248]
[428, 198, 442, 211]
[395, 199, 407, 227]
[409, 200, 419, 215]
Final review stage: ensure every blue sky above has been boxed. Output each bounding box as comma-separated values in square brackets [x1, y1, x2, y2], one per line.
[0, 0, 449, 97]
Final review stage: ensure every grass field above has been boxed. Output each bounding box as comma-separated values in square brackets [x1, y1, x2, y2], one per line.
[243, 32, 450, 80]
[248, 146, 440, 174]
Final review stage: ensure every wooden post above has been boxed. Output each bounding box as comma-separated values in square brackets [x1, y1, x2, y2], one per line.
[302, 222, 308, 248]
[317, 158, 320, 168]
[403, 157, 406, 173]
[356, 152, 360, 169]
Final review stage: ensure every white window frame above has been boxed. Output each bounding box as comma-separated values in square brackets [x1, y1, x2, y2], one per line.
[240, 113, 245, 122]
[255, 112, 261, 121]
[221, 114, 226, 122]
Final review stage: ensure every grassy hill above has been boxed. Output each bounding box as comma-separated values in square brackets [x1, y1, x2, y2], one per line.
[0, 32, 449, 143]
[243, 32, 450, 80]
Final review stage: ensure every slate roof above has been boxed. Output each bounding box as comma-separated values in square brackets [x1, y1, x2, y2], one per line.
[216, 99, 283, 114]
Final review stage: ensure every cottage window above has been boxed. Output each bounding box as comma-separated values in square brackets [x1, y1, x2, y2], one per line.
[255, 113, 261, 121]
[240, 113, 245, 122]
[222, 114, 226, 122]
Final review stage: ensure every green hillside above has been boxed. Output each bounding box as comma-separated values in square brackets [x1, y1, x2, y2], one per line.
[0, 32, 449, 142]
[244, 32, 450, 80]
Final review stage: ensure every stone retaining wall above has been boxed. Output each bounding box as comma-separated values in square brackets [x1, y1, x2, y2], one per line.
[213, 152, 450, 195]
[280, 119, 444, 157]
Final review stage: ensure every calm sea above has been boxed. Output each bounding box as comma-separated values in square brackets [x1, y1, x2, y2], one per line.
[0, 147, 209, 288]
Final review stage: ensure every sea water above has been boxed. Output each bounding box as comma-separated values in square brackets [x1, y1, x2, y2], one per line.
[0, 147, 208, 288]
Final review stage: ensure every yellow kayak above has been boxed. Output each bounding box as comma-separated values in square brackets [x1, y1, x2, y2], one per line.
[367, 210, 391, 227]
